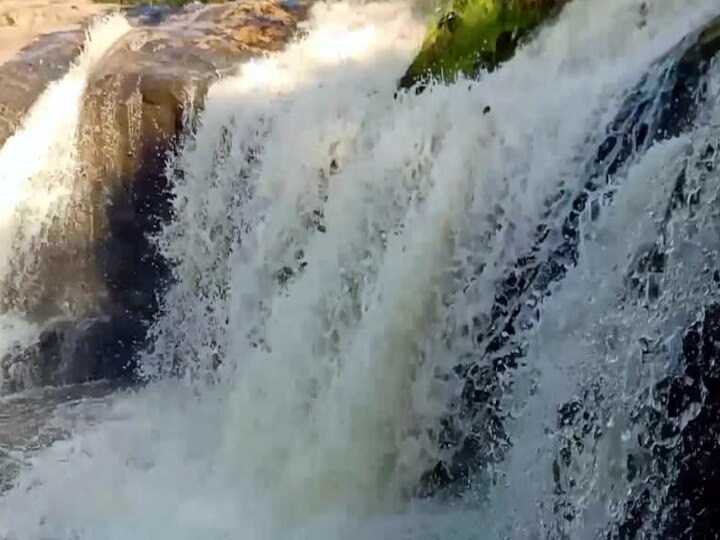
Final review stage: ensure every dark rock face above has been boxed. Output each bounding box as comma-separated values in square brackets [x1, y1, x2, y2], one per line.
[603, 303, 720, 539]
[0, 0, 309, 391]
[417, 12, 720, 527]
[661, 304, 720, 538]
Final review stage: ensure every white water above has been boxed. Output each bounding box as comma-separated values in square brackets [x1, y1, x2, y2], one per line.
[1, 0, 720, 539]
[0, 14, 131, 392]
[0, 314, 40, 393]
[0, 13, 131, 280]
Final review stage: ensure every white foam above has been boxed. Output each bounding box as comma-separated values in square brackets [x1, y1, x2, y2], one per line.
[0, 13, 131, 282]
[0, 313, 40, 393]
[1, 1, 719, 538]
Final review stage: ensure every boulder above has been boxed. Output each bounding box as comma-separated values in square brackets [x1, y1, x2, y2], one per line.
[399, 0, 568, 88]
[0, 30, 87, 148]
[0, 0, 309, 389]
[75, 0, 307, 318]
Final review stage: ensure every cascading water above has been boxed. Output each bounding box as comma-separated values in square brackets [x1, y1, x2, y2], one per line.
[1, 0, 720, 539]
[0, 14, 132, 391]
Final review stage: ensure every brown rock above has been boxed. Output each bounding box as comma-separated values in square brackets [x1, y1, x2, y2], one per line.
[0, 1, 309, 388]
[2, 0, 308, 323]
[0, 30, 87, 148]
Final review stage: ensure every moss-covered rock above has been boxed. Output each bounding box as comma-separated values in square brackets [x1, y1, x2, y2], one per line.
[400, 0, 568, 88]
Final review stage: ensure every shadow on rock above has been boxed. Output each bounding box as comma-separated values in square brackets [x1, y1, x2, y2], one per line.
[0, 0, 309, 391]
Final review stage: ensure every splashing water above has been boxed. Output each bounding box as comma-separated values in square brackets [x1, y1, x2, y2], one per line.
[1, 0, 720, 539]
[0, 14, 131, 279]
[0, 14, 131, 391]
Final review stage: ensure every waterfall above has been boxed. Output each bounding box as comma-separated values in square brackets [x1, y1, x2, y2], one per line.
[1, 0, 720, 539]
[0, 13, 131, 280]
[0, 14, 131, 391]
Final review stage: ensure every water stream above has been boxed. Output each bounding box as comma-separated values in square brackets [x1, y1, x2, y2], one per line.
[1, 1, 720, 538]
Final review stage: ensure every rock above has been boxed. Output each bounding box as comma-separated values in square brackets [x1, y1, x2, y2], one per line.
[74, 0, 308, 320]
[601, 23, 720, 534]
[0, 312, 145, 391]
[601, 300, 720, 539]
[0, 0, 110, 67]
[655, 304, 720, 538]
[399, 0, 568, 89]
[0, 0, 309, 390]
[0, 30, 87, 147]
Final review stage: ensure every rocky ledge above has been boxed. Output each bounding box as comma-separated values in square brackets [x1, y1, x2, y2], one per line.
[399, 0, 569, 88]
[0, 0, 309, 393]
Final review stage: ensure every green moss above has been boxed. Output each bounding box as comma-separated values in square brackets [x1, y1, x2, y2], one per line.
[400, 0, 567, 88]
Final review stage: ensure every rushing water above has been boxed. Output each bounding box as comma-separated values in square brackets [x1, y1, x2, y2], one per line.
[0, 14, 132, 392]
[1, 0, 720, 538]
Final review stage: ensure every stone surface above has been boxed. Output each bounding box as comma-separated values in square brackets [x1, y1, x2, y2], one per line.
[400, 0, 568, 88]
[0, 0, 309, 389]
[0, 30, 87, 148]
[0, 0, 109, 67]
[74, 0, 307, 319]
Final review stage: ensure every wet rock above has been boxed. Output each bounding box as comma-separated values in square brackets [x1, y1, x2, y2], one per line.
[399, 0, 568, 89]
[0, 313, 145, 392]
[75, 0, 308, 320]
[0, 0, 309, 390]
[122, 4, 187, 26]
[554, 18, 720, 539]
[0, 30, 87, 147]
[658, 305, 720, 538]
[0, 320, 70, 394]
[602, 302, 720, 539]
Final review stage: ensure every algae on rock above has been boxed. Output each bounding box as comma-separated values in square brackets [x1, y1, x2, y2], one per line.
[400, 0, 568, 88]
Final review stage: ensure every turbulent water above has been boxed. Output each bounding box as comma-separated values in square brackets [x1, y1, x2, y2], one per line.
[1, 0, 720, 538]
[0, 14, 132, 390]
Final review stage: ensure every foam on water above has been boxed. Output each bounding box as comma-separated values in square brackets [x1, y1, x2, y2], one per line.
[0, 13, 131, 392]
[1, 1, 720, 538]
[0, 13, 131, 292]
[0, 314, 40, 392]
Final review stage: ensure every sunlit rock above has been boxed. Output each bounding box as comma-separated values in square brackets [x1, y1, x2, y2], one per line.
[0, 0, 309, 389]
[400, 0, 568, 88]
[0, 31, 87, 148]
